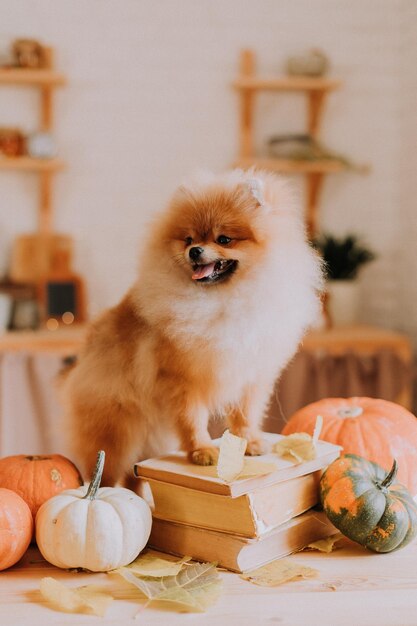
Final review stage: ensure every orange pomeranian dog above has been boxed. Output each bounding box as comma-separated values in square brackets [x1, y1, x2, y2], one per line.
[63, 169, 323, 486]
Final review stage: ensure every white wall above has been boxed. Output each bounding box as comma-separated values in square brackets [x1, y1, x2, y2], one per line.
[1, 0, 416, 345]
[398, 1, 417, 350]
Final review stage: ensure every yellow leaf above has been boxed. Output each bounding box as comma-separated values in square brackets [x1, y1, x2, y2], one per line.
[238, 458, 278, 479]
[125, 551, 191, 577]
[272, 432, 315, 463]
[217, 429, 247, 482]
[114, 561, 221, 613]
[40, 577, 113, 617]
[307, 533, 344, 553]
[273, 415, 323, 464]
[241, 559, 318, 587]
[312, 414, 323, 443]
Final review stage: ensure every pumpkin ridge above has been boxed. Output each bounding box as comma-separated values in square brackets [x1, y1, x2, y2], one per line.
[322, 415, 346, 444]
[0, 488, 32, 570]
[359, 418, 393, 472]
[106, 498, 132, 564]
[365, 499, 409, 553]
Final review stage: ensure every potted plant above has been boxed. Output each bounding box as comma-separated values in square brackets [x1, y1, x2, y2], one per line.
[313, 233, 375, 326]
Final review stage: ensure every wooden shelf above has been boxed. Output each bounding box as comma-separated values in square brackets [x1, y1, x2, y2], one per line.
[0, 48, 66, 234]
[304, 324, 412, 361]
[233, 49, 352, 237]
[233, 76, 342, 92]
[0, 67, 65, 87]
[0, 156, 65, 172]
[0, 326, 85, 353]
[234, 157, 346, 174]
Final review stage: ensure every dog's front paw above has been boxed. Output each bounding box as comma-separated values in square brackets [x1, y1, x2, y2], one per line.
[245, 438, 269, 456]
[189, 446, 219, 466]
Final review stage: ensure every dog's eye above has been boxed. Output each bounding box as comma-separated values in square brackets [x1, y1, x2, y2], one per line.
[217, 235, 232, 245]
[184, 236, 193, 246]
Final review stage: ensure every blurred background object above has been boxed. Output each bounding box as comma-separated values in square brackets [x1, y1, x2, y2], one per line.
[314, 233, 376, 326]
[27, 132, 57, 159]
[285, 48, 330, 77]
[12, 38, 46, 69]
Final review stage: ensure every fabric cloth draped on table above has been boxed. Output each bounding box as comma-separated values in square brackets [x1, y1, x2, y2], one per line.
[264, 348, 413, 433]
[0, 348, 413, 457]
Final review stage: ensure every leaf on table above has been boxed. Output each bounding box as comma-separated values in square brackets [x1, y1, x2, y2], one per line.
[273, 415, 323, 463]
[114, 561, 221, 612]
[217, 429, 247, 482]
[238, 458, 278, 479]
[241, 559, 318, 587]
[306, 532, 345, 553]
[40, 577, 113, 617]
[125, 550, 191, 577]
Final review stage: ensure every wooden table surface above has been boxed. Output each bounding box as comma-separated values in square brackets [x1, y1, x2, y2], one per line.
[2, 541, 417, 626]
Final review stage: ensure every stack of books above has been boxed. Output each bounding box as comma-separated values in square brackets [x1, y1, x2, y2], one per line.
[134, 433, 341, 572]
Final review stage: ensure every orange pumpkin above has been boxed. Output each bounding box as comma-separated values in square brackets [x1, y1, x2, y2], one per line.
[0, 454, 83, 519]
[282, 397, 417, 495]
[0, 487, 33, 570]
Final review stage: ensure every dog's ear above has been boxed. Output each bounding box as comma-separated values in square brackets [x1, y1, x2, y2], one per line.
[172, 183, 198, 207]
[246, 177, 265, 208]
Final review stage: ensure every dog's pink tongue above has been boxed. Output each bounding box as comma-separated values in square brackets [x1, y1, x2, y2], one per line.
[192, 262, 216, 280]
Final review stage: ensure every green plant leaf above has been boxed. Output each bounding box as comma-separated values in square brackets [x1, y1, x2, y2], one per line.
[313, 233, 375, 280]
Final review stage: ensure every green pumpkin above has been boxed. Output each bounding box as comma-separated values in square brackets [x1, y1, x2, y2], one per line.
[320, 454, 417, 552]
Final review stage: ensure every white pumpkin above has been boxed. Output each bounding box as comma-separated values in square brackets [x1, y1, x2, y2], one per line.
[35, 451, 152, 572]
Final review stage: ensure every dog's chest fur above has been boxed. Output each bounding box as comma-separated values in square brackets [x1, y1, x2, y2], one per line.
[154, 292, 295, 409]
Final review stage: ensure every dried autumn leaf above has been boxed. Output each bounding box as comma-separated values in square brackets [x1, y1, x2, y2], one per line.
[238, 458, 278, 478]
[312, 414, 323, 444]
[307, 533, 344, 553]
[272, 433, 315, 463]
[125, 551, 191, 577]
[40, 577, 113, 617]
[241, 559, 318, 587]
[273, 415, 323, 463]
[114, 561, 221, 612]
[217, 429, 247, 482]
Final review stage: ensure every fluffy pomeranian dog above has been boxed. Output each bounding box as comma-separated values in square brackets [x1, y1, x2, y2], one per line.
[63, 169, 322, 486]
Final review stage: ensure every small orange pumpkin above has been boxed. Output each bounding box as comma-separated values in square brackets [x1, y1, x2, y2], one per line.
[0, 454, 83, 519]
[0, 487, 33, 570]
[282, 397, 417, 495]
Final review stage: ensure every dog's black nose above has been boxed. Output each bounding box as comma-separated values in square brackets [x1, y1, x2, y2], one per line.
[189, 246, 204, 261]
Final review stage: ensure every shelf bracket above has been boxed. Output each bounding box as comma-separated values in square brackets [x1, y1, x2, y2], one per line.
[307, 90, 327, 139]
[239, 49, 255, 159]
[39, 47, 54, 235]
[39, 171, 53, 234]
[40, 47, 53, 131]
[306, 172, 324, 238]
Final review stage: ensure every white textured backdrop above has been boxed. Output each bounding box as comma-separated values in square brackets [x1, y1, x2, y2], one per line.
[0, 0, 416, 348]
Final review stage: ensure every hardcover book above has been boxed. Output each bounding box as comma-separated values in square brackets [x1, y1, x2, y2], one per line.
[134, 432, 341, 497]
[149, 509, 337, 573]
[146, 470, 322, 538]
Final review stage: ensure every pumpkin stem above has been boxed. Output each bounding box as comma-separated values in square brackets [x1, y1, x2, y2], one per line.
[337, 406, 363, 419]
[84, 450, 105, 500]
[380, 459, 398, 489]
